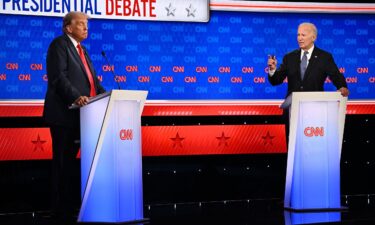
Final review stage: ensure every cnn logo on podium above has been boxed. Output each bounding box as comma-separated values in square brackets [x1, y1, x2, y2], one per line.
[304, 127, 324, 137]
[120, 129, 133, 140]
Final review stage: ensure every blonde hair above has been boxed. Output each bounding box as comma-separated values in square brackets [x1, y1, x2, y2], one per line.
[62, 11, 89, 33]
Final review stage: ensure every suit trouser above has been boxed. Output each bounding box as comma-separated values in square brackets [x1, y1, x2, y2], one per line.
[50, 125, 80, 218]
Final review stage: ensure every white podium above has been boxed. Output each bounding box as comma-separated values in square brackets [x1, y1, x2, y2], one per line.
[284, 92, 347, 211]
[78, 90, 148, 223]
[284, 211, 341, 225]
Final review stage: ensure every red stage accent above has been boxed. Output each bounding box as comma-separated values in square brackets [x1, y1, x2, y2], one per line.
[0, 100, 373, 161]
[0, 125, 286, 161]
[0, 101, 44, 117]
[0, 128, 52, 161]
[1, 100, 374, 117]
[143, 101, 283, 116]
[142, 125, 286, 156]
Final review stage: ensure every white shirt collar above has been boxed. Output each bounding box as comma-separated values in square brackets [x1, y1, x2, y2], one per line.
[301, 45, 314, 60]
[67, 34, 80, 51]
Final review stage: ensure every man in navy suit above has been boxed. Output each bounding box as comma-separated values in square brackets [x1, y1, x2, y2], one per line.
[267, 22, 349, 144]
[43, 11, 105, 221]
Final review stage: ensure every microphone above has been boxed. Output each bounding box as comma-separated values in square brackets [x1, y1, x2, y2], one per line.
[101, 50, 121, 90]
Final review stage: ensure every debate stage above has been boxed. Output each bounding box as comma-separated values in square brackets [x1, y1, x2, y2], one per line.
[1, 1, 375, 224]
[1, 196, 375, 225]
[1, 101, 374, 225]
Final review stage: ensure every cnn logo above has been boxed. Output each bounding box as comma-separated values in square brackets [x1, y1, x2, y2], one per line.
[304, 127, 324, 137]
[120, 129, 133, 140]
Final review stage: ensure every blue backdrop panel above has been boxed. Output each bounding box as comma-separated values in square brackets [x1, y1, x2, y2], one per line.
[0, 11, 374, 100]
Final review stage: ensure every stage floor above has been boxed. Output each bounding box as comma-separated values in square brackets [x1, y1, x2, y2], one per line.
[1, 195, 375, 225]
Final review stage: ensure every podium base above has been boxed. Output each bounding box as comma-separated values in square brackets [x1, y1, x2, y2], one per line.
[284, 206, 348, 212]
[77, 218, 150, 224]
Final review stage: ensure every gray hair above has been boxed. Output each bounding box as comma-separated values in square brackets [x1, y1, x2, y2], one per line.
[62, 11, 89, 33]
[299, 22, 318, 38]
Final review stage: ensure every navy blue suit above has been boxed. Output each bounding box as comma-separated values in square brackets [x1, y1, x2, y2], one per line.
[43, 34, 105, 219]
[44, 34, 105, 127]
[268, 46, 347, 97]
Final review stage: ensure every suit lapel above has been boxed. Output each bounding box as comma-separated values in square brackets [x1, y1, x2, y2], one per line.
[291, 50, 302, 82]
[64, 35, 92, 85]
[65, 35, 84, 69]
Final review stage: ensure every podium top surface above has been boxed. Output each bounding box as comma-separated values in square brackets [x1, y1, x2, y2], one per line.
[69, 92, 111, 109]
[69, 90, 148, 109]
[291, 92, 347, 102]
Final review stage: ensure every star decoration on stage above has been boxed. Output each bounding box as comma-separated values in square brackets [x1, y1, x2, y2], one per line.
[262, 131, 275, 146]
[165, 3, 176, 17]
[216, 132, 230, 147]
[171, 132, 185, 148]
[186, 4, 197, 17]
[31, 134, 47, 151]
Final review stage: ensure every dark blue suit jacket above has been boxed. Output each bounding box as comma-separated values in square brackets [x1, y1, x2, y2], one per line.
[268, 46, 347, 98]
[43, 34, 105, 128]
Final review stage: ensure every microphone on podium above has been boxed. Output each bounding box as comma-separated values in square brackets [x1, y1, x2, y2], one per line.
[101, 50, 121, 90]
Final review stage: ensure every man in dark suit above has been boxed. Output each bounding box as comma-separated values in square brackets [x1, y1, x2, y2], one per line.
[43, 11, 105, 222]
[267, 22, 349, 144]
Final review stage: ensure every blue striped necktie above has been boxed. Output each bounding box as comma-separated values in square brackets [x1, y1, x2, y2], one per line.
[300, 51, 308, 80]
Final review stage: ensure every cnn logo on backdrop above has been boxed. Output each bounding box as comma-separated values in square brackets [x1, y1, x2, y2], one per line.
[120, 129, 133, 140]
[304, 127, 324, 137]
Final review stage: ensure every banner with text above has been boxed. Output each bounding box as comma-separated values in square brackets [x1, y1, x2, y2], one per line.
[0, 0, 209, 22]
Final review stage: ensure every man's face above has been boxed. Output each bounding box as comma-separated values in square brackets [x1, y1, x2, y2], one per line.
[66, 15, 88, 42]
[297, 25, 316, 51]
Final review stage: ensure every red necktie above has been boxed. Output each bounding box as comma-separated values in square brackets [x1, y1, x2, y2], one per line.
[77, 44, 96, 97]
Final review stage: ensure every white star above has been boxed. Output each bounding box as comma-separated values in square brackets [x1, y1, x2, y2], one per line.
[186, 4, 197, 17]
[165, 3, 176, 17]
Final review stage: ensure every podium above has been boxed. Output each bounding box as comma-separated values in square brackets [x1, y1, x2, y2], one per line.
[284, 211, 341, 225]
[284, 92, 347, 211]
[77, 90, 148, 223]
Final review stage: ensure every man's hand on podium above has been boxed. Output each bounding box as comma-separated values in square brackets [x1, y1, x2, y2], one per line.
[74, 96, 90, 107]
[338, 87, 349, 97]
